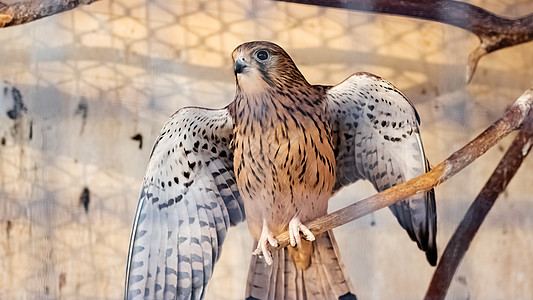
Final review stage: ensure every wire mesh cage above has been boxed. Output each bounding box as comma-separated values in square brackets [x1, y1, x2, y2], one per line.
[0, 0, 532, 299]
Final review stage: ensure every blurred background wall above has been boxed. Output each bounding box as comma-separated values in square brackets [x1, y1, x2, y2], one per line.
[0, 0, 532, 299]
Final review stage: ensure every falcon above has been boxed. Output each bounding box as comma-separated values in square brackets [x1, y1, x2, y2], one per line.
[124, 41, 437, 300]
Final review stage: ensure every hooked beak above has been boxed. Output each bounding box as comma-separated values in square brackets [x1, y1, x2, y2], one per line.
[234, 58, 248, 74]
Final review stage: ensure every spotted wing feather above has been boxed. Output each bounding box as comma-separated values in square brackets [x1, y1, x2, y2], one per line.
[125, 107, 245, 299]
[326, 72, 437, 265]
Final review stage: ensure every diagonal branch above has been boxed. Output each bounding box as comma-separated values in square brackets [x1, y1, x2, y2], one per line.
[276, 0, 533, 82]
[0, 0, 99, 28]
[269, 88, 533, 251]
[424, 110, 533, 300]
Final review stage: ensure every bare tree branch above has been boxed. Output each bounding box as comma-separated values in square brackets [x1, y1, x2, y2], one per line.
[0, 0, 99, 28]
[268, 88, 533, 251]
[424, 111, 533, 300]
[3, 0, 531, 83]
[276, 0, 533, 82]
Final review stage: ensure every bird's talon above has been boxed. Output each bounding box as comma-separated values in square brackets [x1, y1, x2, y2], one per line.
[289, 218, 314, 248]
[256, 220, 277, 265]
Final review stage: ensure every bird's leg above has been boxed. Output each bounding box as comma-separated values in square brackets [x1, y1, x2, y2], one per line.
[289, 217, 315, 248]
[253, 219, 278, 265]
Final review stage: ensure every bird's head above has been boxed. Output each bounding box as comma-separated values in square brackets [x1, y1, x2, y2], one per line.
[232, 41, 308, 93]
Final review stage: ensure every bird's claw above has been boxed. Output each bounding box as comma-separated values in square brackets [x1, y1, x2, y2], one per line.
[289, 218, 314, 248]
[254, 220, 278, 265]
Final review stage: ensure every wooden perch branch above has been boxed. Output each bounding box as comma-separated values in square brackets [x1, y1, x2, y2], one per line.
[424, 102, 533, 300]
[276, 0, 533, 82]
[0, 0, 98, 28]
[270, 88, 533, 251]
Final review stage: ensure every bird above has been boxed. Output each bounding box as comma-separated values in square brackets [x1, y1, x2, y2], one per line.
[124, 41, 437, 300]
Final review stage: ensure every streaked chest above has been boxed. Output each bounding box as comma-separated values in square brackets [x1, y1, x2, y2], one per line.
[230, 88, 336, 200]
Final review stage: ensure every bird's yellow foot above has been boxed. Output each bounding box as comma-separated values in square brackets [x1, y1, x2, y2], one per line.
[289, 217, 315, 248]
[253, 219, 278, 265]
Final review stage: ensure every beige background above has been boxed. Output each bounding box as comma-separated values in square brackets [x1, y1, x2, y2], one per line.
[0, 0, 532, 299]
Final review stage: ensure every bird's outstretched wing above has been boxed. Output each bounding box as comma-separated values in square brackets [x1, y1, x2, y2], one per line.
[326, 72, 437, 265]
[125, 107, 245, 299]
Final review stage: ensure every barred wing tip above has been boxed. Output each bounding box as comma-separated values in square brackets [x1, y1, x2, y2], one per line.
[125, 107, 245, 299]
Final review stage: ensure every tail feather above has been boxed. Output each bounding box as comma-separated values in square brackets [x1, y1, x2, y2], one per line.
[246, 231, 357, 300]
[268, 249, 280, 299]
[246, 251, 271, 300]
[273, 249, 286, 299]
[302, 253, 333, 299]
[283, 249, 298, 299]
[315, 231, 353, 296]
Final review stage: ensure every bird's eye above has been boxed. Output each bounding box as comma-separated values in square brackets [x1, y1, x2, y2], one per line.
[256, 50, 269, 61]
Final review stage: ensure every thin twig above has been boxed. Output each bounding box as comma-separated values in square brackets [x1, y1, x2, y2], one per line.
[269, 88, 533, 251]
[424, 111, 533, 300]
[0, 0, 99, 28]
[276, 0, 533, 82]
